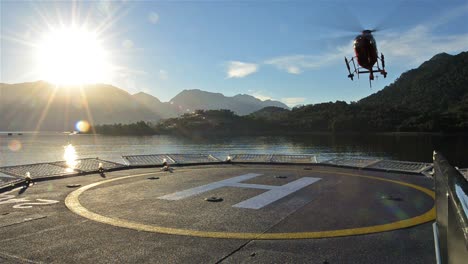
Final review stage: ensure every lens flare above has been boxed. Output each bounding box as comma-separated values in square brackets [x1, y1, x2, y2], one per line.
[64, 144, 78, 172]
[8, 140, 22, 151]
[76, 120, 90, 133]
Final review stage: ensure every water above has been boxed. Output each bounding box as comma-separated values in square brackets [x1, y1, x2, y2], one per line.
[1, 133, 467, 168]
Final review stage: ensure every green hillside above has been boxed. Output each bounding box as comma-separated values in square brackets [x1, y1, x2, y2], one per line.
[358, 52, 468, 131]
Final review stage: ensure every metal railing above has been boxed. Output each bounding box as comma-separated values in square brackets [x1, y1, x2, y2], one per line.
[0, 154, 440, 189]
[0, 158, 127, 189]
[433, 151, 468, 264]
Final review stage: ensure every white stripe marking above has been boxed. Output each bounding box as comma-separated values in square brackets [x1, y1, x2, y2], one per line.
[226, 183, 278, 190]
[158, 173, 262, 200]
[158, 173, 321, 210]
[233, 177, 321, 209]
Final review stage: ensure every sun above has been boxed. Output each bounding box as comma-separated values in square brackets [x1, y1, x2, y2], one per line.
[36, 26, 111, 85]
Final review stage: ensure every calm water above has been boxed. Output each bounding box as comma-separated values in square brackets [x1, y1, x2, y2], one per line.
[0, 133, 467, 168]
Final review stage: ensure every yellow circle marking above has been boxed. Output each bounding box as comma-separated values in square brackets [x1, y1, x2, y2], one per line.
[65, 169, 435, 239]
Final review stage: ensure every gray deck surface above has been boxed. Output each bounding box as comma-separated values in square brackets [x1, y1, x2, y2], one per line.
[0, 164, 436, 263]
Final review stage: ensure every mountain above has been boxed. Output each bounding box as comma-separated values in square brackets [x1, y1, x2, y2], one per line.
[132, 92, 178, 119]
[360, 52, 468, 112]
[0, 81, 159, 131]
[133, 90, 288, 117]
[0, 82, 289, 131]
[169, 89, 288, 115]
[358, 51, 468, 130]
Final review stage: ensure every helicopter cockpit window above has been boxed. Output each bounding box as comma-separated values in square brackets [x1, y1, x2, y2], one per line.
[353, 39, 360, 48]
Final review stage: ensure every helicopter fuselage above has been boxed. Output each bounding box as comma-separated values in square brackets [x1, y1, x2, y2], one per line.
[353, 31, 378, 70]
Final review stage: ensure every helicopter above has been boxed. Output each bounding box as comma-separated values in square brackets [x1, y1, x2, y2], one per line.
[344, 29, 387, 87]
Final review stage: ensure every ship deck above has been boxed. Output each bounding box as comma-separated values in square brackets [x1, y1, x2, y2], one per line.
[0, 163, 436, 263]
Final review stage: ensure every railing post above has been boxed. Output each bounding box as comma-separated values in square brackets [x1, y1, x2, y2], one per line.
[433, 151, 468, 264]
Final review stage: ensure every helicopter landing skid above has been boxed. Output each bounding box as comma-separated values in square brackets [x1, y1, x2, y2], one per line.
[345, 53, 387, 87]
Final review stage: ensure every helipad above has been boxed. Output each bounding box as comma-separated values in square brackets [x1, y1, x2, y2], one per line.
[67, 166, 434, 240]
[0, 164, 436, 263]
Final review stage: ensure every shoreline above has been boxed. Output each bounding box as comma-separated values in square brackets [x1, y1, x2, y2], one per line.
[3, 131, 468, 136]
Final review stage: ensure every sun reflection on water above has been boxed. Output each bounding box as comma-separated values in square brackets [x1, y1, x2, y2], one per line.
[64, 144, 78, 172]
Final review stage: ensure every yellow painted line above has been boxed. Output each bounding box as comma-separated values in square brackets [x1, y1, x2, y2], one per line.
[65, 168, 436, 240]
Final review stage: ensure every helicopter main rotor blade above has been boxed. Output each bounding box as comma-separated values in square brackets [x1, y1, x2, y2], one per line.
[307, 4, 363, 33]
[372, 1, 407, 32]
[327, 6, 364, 33]
[309, 32, 357, 48]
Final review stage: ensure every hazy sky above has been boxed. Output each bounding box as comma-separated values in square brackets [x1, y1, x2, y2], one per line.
[1, 0, 467, 106]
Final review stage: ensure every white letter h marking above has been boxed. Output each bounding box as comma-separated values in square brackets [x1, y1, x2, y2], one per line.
[158, 173, 321, 209]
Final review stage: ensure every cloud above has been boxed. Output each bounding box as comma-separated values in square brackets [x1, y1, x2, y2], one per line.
[122, 39, 133, 49]
[252, 93, 272, 101]
[281, 97, 306, 107]
[148, 12, 159, 24]
[23, 30, 32, 40]
[286, 66, 301, 74]
[226, 61, 258, 78]
[159, 69, 168, 80]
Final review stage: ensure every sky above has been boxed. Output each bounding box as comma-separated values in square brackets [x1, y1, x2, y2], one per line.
[1, 0, 467, 106]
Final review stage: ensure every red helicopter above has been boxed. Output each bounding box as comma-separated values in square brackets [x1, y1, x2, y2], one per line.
[344, 29, 387, 86]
